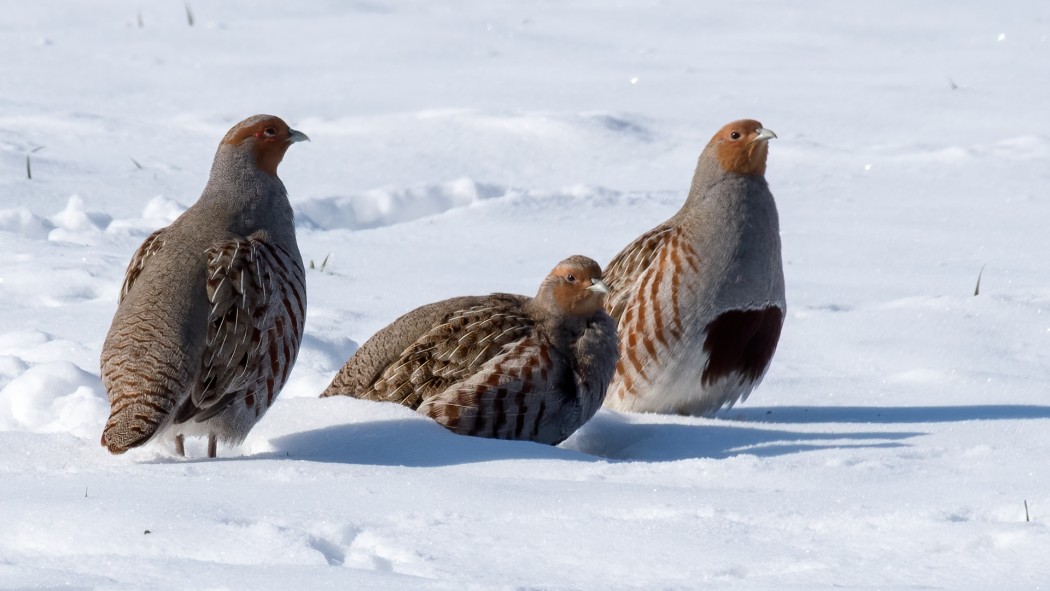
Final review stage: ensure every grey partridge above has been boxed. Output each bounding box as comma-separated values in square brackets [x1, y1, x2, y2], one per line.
[603, 119, 785, 416]
[321, 255, 618, 445]
[100, 114, 309, 458]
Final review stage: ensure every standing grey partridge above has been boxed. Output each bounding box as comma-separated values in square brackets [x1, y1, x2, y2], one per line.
[321, 255, 619, 445]
[100, 114, 309, 458]
[603, 119, 785, 416]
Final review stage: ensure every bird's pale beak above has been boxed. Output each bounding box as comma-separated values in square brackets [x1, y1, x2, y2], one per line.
[288, 128, 310, 143]
[753, 128, 777, 142]
[588, 279, 611, 295]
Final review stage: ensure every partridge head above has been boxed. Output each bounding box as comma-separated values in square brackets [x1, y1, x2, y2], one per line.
[536, 255, 611, 320]
[218, 114, 310, 176]
[707, 119, 777, 177]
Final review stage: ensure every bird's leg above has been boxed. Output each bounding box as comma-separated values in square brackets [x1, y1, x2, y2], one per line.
[207, 433, 217, 458]
[175, 434, 185, 457]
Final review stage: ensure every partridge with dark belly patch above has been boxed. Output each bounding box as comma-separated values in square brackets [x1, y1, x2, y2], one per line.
[603, 119, 785, 416]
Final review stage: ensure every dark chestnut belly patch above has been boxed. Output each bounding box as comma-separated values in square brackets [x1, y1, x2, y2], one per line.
[701, 306, 784, 386]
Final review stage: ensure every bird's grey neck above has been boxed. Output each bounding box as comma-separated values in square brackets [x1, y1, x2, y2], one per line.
[199, 146, 294, 235]
[677, 155, 770, 225]
[685, 150, 725, 200]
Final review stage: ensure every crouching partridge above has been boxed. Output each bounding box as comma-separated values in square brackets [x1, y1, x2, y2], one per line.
[100, 114, 309, 458]
[603, 119, 785, 416]
[321, 255, 619, 445]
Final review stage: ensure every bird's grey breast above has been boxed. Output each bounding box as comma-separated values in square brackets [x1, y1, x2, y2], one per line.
[686, 177, 784, 309]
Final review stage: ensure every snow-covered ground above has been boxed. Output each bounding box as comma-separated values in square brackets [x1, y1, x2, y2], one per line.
[2, 1, 1049, 588]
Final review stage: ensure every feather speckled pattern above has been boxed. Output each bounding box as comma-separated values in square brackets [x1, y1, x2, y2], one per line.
[603, 119, 786, 416]
[322, 256, 619, 445]
[100, 114, 308, 458]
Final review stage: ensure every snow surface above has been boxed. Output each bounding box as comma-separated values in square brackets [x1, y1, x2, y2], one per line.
[2, 0, 1049, 589]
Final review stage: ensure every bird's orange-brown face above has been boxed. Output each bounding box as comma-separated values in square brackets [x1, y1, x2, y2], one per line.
[710, 119, 776, 177]
[221, 115, 309, 176]
[550, 256, 610, 317]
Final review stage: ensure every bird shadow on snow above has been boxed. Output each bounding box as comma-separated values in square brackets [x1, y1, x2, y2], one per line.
[564, 411, 922, 462]
[255, 409, 923, 466]
[168, 403, 1050, 467]
[569, 403, 1050, 463]
[727, 404, 1050, 424]
[579, 402, 1050, 462]
[261, 418, 601, 467]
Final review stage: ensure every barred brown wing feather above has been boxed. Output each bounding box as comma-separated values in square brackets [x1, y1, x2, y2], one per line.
[174, 237, 306, 424]
[418, 336, 566, 442]
[118, 228, 167, 304]
[367, 296, 532, 409]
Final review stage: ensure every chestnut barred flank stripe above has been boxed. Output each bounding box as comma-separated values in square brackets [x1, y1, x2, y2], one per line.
[322, 255, 619, 445]
[603, 119, 786, 416]
[100, 115, 308, 458]
[606, 226, 702, 402]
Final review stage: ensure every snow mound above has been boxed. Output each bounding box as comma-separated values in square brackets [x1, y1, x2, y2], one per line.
[0, 330, 56, 359]
[1, 194, 187, 244]
[0, 207, 53, 239]
[0, 360, 108, 439]
[48, 195, 112, 244]
[107, 195, 188, 235]
[140, 195, 187, 225]
[295, 178, 508, 231]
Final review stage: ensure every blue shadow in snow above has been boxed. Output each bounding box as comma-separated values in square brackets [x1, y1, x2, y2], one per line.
[565, 412, 921, 462]
[726, 405, 1050, 424]
[263, 418, 599, 467]
[261, 410, 921, 466]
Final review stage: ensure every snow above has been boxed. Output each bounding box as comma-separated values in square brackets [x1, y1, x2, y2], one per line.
[1, 0, 1049, 588]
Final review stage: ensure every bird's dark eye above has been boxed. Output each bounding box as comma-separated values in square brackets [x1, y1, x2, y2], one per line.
[730, 131, 741, 140]
[263, 127, 277, 137]
[566, 274, 577, 283]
